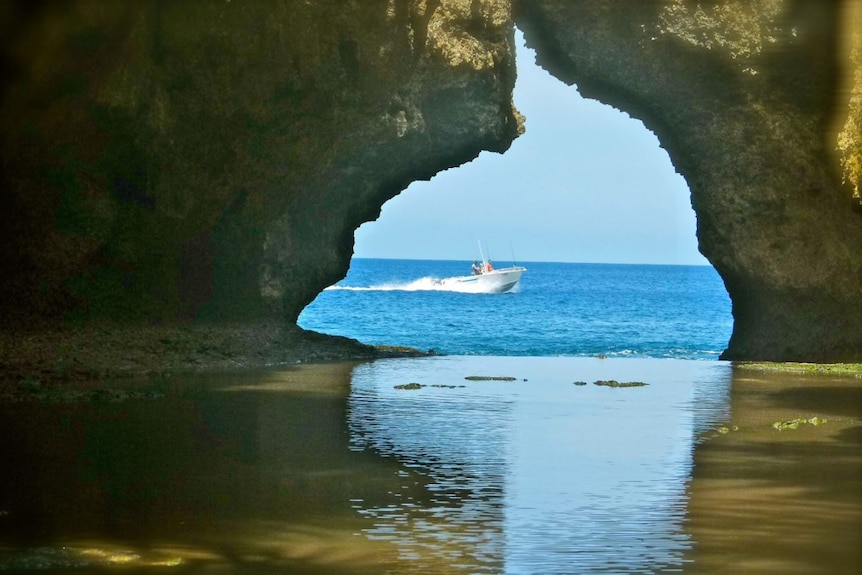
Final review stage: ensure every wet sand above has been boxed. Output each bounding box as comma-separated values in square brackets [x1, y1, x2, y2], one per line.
[684, 366, 862, 574]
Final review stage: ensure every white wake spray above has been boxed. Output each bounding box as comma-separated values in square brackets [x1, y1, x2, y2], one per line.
[325, 275, 509, 294]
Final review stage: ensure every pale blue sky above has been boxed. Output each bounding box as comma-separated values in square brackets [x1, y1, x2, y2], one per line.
[354, 31, 707, 266]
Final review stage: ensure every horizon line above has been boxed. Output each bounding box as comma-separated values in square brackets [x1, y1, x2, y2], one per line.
[350, 255, 714, 267]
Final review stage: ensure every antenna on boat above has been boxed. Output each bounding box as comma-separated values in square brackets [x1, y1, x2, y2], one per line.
[510, 241, 518, 267]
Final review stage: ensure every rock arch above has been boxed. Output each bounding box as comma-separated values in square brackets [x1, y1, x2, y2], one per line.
[1, 0, 859, 361]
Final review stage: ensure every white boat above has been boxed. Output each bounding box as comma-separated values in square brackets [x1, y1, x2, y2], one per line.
[438, 243, 526, 294]
[441, 264, 527, 293]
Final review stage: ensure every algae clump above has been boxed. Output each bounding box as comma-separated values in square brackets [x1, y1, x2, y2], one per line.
[772, 416, 828, 431]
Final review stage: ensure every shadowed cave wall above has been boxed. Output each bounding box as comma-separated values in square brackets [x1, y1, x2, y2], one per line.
[1, 0, 860, 361]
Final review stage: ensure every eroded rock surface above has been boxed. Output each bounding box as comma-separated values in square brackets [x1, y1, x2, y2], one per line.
[515, 0, 862, 361]
[0, 0, 520, 326]
[1, 0, 860, 364]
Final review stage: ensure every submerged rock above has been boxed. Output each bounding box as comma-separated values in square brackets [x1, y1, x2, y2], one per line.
[593, 380, 649, 388]
[394, 383, 424, 390]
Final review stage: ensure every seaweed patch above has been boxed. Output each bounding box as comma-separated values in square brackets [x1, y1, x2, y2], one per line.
[772, 416, 828, 431]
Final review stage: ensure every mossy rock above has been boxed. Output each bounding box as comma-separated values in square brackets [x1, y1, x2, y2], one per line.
[593, 380, 649, 388]
[737, 363, 862, 377]
[394, 382, 423, 390]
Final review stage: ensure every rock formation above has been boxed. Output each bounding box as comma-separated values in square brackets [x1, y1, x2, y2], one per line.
[515, 0, 862, 361]
[1, 0, 860, 362]
[0, 0, 521, 325]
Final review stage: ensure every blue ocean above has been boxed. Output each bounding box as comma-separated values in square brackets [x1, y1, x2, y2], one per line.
[298, 258, 733, 359]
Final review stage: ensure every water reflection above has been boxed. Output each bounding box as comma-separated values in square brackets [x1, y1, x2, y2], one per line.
[348, 357, 732, 574]
[348, 360, 513, 573]
[0, 358, 859, 574]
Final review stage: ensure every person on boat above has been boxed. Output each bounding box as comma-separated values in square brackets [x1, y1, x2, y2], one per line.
[485, 260, 493, 272]
[471, 261, 482, 275]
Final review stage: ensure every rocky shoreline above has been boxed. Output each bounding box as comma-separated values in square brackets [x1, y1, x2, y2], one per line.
[0, 322, 427, 402]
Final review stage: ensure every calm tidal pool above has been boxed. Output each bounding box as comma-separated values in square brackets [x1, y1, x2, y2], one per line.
[0, 357, 859, 574]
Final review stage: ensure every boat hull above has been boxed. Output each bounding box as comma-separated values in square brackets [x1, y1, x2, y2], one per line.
[442, 266, 526, 294]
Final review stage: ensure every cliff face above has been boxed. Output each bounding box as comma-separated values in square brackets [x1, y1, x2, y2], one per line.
[514, 0, 862, 361]
[0, 0, 521, 324]
[1, 1, 860, 361]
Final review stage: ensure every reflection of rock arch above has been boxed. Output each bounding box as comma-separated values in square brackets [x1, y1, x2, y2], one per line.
[347, 357, 735, 572]
[348, 359, 510, 572]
